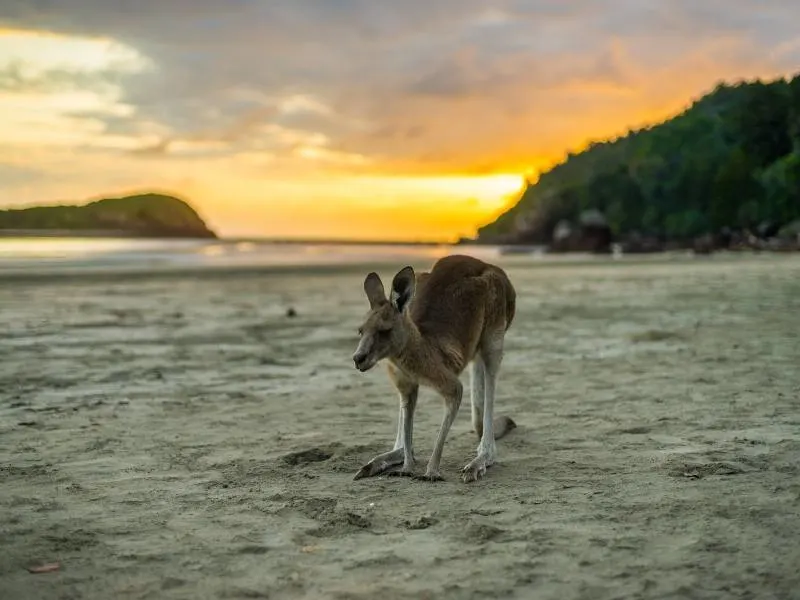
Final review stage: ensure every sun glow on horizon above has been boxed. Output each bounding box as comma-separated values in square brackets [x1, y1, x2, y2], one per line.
[191, 172, 527, 242]
[0, 27, 528, 243]
[1, 4, 797, 243]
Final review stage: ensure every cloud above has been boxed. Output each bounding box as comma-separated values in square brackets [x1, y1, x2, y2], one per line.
[0, 0, 799, 237]
[0, 163, 44, 188]
[3, 3, 798, 159]
[0, 60, 113, 94]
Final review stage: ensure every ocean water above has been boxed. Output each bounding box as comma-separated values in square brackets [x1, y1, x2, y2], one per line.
[0, 237, 505, 275]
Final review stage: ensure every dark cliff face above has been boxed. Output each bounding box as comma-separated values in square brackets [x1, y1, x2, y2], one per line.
[0, 193, 217, 238]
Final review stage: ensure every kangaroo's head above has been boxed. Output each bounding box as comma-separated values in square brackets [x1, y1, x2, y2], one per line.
[352, 266, 416, 372]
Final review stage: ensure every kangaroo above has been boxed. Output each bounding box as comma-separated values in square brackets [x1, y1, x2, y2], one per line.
[351, 254, 517, 483]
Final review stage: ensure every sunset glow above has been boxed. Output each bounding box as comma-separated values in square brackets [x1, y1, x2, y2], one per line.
[1, 3, 799, 240]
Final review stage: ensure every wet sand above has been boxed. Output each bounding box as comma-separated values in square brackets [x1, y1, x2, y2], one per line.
[1, 253, 800, 599]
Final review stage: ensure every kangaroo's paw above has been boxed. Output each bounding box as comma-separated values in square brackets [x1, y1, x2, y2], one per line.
[461, 454, 493, 483]
[353, 448, 406, 480]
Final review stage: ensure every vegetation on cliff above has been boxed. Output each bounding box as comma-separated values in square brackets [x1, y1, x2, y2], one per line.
[478, 73, 800, 247]
[0, 193, 217, 238]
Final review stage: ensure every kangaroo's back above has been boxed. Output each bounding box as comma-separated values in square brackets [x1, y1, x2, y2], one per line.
[494, 263, 516, 332]
[408, 255, 514, 365]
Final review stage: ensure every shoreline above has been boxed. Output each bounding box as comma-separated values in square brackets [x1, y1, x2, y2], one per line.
[0, 231, 447, 246]
[1, 247, 797, 284]
[0, 230, 217, 239]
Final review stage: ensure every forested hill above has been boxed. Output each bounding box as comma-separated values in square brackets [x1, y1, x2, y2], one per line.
[477, 73, 800, 245]
[0, 193, 217, 239]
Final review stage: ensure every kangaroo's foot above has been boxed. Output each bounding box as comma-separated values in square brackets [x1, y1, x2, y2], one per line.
[353, 448, 405, 480]
[385, 456, 416, 478]
[384, 463, 445, 482]
[461, 456, 489, 483]
[461, 447, 496, 483]
[411, 468, 444, 482]
[385, 468, 416, 478]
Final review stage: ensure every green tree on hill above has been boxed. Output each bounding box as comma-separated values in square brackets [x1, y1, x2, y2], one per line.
[479, 73, 800, 243]
[0, 193, 217, 238]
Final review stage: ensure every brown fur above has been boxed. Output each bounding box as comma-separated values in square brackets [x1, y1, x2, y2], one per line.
[400, 255, 515, 378]
[352, 254, 517, 482]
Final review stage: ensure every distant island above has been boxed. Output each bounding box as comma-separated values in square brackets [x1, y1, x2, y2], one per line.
[0, 193, 217, 239]
[476, 72, 800, 253]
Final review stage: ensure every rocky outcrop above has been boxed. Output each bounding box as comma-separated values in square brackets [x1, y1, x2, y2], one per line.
[617, 231, 665, 254]
[549, 209, 613, 254]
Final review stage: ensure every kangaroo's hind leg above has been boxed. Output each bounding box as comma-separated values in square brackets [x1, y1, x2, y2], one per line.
[470, 356, 486, 438]
[462, 329, 505, 483]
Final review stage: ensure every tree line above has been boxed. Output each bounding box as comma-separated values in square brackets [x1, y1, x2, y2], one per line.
[478, 73, 800, 245]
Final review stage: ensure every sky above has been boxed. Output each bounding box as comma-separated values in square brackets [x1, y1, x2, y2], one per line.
[0, 1, 799, 241]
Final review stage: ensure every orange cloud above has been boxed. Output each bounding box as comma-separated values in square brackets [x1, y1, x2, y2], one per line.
[1, 1, 799, 240]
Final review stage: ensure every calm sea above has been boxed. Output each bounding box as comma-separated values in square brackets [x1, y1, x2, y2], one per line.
[0, 237, 507, 276]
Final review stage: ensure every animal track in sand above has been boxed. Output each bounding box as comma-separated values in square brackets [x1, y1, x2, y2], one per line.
[280, 447, 334, 466]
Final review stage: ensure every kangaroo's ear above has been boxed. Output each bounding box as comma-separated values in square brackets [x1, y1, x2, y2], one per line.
[364, 272, 386, 308]
[390, 266, 416, 313]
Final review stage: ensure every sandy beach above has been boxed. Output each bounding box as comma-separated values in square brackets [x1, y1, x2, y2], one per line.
[2, 251, 800, 600]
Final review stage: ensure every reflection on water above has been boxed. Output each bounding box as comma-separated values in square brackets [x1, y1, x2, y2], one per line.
[0, 237, 499, 273]
[0, 237, 204, 258]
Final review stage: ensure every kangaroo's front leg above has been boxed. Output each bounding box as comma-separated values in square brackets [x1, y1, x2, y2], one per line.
[354, 384, 418, 480]
[416, 376, 462, 482]
[386, 380, 419, 477]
